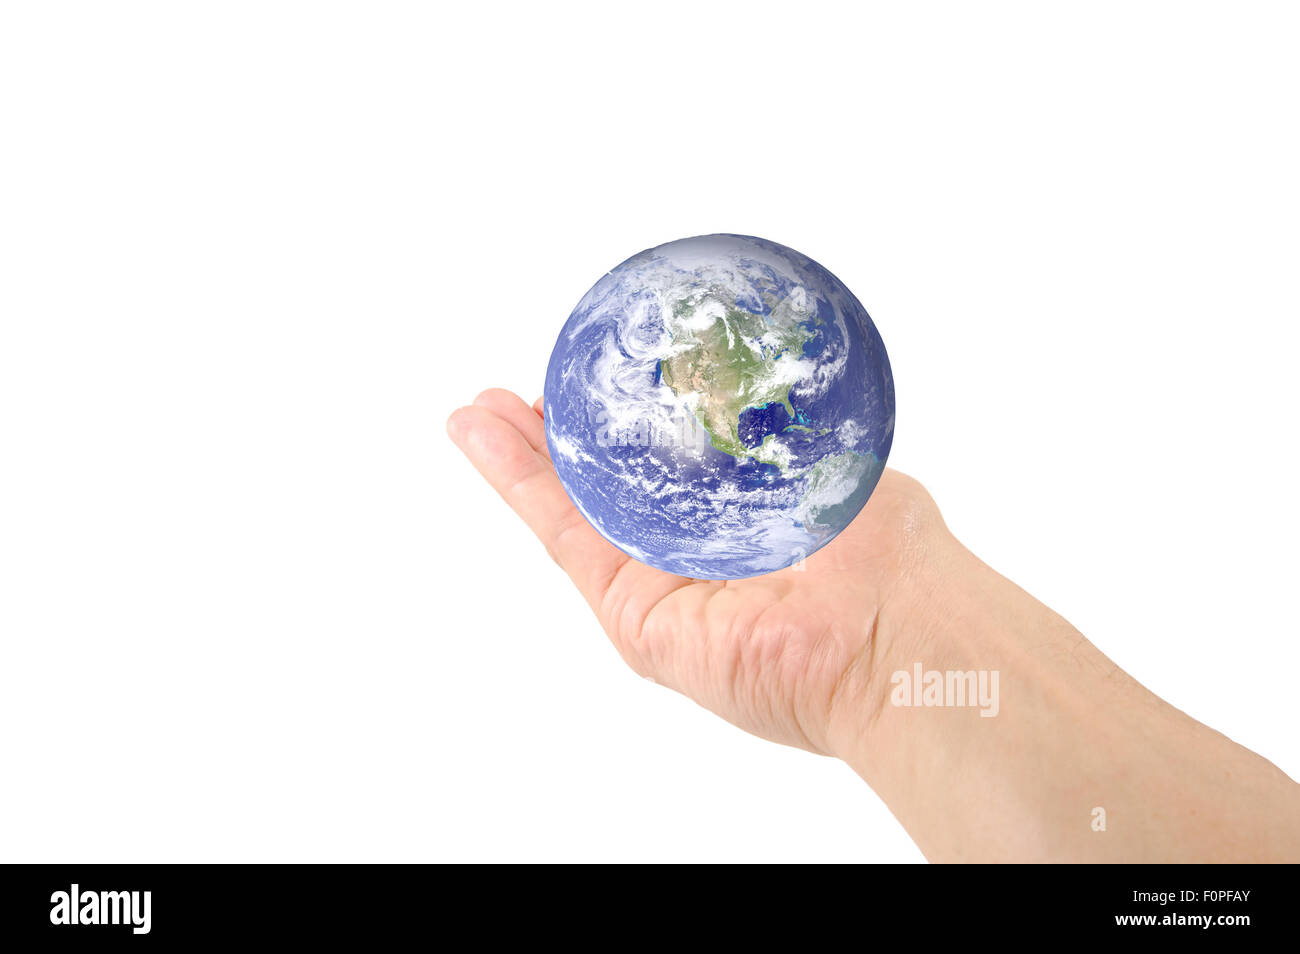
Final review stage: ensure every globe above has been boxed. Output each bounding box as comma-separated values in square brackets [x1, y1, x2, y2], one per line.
[544, 234, 895, 580]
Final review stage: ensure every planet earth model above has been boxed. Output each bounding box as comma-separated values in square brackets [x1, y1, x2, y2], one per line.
[544, 233, 894, 579]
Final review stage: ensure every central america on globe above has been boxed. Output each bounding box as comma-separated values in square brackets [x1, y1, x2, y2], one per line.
[544, 233, 895, 580]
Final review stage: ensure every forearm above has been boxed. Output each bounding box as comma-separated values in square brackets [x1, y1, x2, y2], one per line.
[831, 536, 1300, 862]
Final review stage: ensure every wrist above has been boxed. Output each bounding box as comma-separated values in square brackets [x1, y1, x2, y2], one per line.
[826, 537, 1134, 859]
[824, 529, 976, 768]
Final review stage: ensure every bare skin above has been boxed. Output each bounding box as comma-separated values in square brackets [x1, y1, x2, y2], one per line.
[448, 388, 1300, 862]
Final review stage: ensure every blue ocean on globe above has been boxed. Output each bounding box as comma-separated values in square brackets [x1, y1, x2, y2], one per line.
[544, 234, 894, 579]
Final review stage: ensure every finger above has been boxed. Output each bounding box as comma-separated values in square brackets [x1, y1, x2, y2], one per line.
[472, 388, 548, 458]
[532, 395, 544, 419]
[446, 403, 696, 666]
[448, 403, 629, 606]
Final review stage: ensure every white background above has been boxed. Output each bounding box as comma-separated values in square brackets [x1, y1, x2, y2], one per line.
[2, 2, 1297, 862]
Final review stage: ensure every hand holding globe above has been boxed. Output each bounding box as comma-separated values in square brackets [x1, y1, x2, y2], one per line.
[446, 239, 1300, 864]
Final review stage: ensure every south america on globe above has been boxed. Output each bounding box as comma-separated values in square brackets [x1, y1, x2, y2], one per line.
[544, 234, 894, 580]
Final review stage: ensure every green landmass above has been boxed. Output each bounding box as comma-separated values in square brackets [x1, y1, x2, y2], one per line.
[659, 290, 814, 467]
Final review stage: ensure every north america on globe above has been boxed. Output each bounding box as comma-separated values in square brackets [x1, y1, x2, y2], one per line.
[544, 234, 895, 579]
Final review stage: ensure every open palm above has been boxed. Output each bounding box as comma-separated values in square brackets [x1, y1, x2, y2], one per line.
[448, 389, 941, 756]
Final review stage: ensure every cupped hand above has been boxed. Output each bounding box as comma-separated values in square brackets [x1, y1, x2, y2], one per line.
[447, 388, 947, 756]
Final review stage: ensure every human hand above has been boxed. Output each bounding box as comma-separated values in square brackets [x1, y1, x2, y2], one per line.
[445, 387, 942, 758]
[448, 387, 1300, 862]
